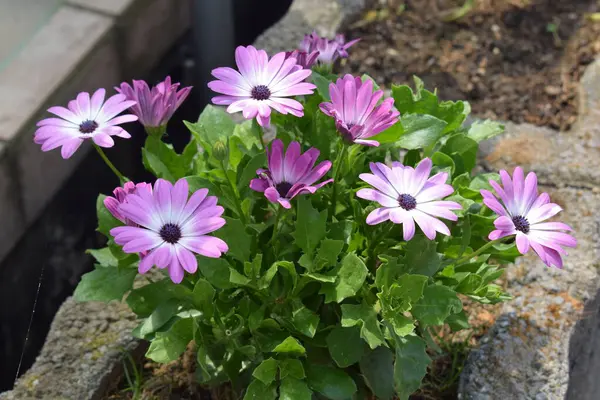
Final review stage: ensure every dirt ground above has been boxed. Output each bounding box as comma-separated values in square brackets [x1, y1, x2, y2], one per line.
[341, 0, 600, 131]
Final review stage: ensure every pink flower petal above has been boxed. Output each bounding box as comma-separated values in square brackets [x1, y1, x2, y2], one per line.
[180, 236, 228, 258]
[366, 207, 391, 225]
[516, 232, 530, 254]
[175, 245, 198, 274]
[356, 188, 397, 207]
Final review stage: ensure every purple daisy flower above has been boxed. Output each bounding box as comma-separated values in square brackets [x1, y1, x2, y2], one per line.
[249, 139, 333, 209]
[299, 32, 360, 64]
[34, 89, 138, 159]
[110, 178, 228, 283]
[208, 45, 316, 127]
[116, 76, 191, 134]
[285, 49, 320, 69]
[357, 158, 461, 241]
[481, 167, 577, 268]
[320, 74, 400, 147]
[104, 181, 152, 225]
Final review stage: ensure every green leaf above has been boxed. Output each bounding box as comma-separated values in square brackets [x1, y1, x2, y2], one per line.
[279, 359, 305, 380]
[126, 280, 191, 317]
[320, 253, 368, 303]
[185, 105, 236, 154]
[273, 336, 306, 355]
[139, 299, 180, 336]
[214, 217, 251, 262]
[315, 239, 345, 270]
[447, 310, 470, 331]
[293, 197, 327, 256]
[306, 364, 357, 400]
[238, 152, 267, 194]
[145, 317, 194, 363]
[341, 304, 385, 349]
[440, 134, 478, 174]
[311, 71, 332, 101]
[303, 272, 336, 283]
[291, 302, 319, 338]
[371, 122, 404, 144]
[192, 278, 215, 317]
[230, 267, 252, 286]
[233, 120, 262, 150]
[87, 247, 118, 267]
[243, 379, 277, 400]
[96, 195, 121, 238]
[431, 151, 455, 175]
[74, 265, 136, 303]
[393, 335, 431, 400]
[142, 136, 195, 181]
[326, 326, 365, 368]
[396, 114, 447, 150]
[411, 285, 463, 326]
[389, 314, 415, 337]
[467, 120, 504, 142]
[280, 377, 312, 400]
[252, 358, 278, 386]
[387, 274, 429, 312]
[391, 79, 468, 133]
[198, 257, 232, 289]
[360, 347, 395, 400]
[403, 235, 442, 276]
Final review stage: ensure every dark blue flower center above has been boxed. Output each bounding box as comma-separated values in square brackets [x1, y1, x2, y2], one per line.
[276, 181, 293, 197]
[79, 119, 98, 134]
[398, 194, 417, 211]
[159, 223, 182, 244]
[512, 215, 530, 234]
[251, 85, 271, 101]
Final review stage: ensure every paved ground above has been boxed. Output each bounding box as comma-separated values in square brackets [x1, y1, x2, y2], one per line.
[0, 0, 63, 68]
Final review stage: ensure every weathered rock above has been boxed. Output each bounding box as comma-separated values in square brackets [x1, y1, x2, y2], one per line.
[0, 298, 140, 400]
[458, 187, 600, 400]
[254, 0, 365, 54]
[459, 58, 600, 399]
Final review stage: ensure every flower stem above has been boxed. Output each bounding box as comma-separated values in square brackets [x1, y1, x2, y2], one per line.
[219, 160, 248, 225]
[452, 237, 508, 266]
[329, 143, 348, 220]
[93, 144, 128, 184]
[269, 206, 282, 246]
[252, 119, 266, 151]
[367, 223, 394, 272]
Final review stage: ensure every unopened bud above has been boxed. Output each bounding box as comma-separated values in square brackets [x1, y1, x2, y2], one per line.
[213, 140, 228, 161]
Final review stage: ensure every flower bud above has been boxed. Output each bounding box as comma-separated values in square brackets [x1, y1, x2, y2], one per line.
[213, 140, 228, 161]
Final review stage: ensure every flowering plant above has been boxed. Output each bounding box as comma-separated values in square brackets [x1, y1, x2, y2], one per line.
[40, 35, 576, 399]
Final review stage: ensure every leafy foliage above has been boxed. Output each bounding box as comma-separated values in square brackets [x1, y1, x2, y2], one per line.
[76, 75, 515, 399]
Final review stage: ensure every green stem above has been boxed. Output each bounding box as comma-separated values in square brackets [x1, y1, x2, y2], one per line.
[252, 119, 266, 151]
[93, 144, 128, 184]
[329, 143, 348, 220]
[367, 223, 394, 272]
[452, 237, 507, 266]
[269, 206, 283, 246]
[219, 160, 248, 225]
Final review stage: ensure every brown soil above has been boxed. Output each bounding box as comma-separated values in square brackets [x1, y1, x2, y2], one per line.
[106, 344, 219, 400]
[341, 0, 600, 131]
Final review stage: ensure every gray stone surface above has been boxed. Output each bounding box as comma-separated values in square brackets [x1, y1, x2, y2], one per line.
[459, 58, 600, 399]
[0, 297, 140, 400]
[0, 0, 191, 266]
[254, 0, 365, 54]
